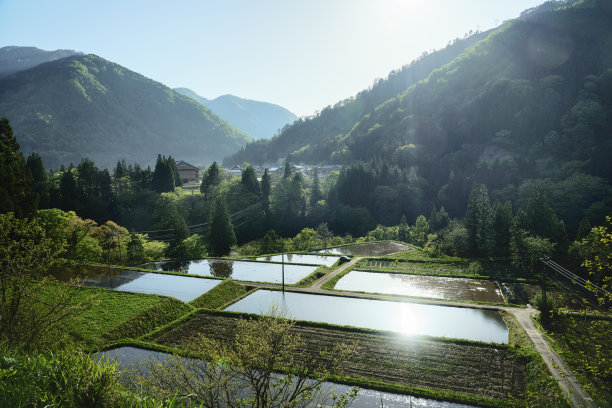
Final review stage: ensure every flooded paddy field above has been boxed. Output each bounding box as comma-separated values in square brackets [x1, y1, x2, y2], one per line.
[54, 267, 220, 302]
[335, 271, 505, 303]
[250, 253, 340, 266]
[97, 345, 477, 407]
[141, 259, 317, 284]
[225, 290, 508, 343]
[151, 312, 523, 401]
[316, 241, 411, 256]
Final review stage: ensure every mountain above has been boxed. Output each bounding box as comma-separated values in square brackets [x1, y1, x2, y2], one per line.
[0, 46, 81, 78]
[225, 0, 612, 230]
[222, 29, 492, 165]
[175, 88, 298, 140]
[0, 54, 250, 169]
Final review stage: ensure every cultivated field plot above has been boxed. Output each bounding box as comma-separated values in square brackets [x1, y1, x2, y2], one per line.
[153, 312, 525, 401]
[336, 271, 505, 303]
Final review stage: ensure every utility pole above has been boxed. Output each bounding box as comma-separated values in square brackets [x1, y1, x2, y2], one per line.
[541, 255, 548, 306]
[281, 238, 285, 292]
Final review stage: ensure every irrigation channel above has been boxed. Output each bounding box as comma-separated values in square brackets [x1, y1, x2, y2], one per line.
[96, 346, 476, 408]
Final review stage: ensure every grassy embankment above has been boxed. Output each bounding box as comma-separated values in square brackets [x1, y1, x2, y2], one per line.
[537, 315, 612, 407]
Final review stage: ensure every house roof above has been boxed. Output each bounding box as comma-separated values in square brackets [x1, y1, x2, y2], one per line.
[176, 161, 200, 171]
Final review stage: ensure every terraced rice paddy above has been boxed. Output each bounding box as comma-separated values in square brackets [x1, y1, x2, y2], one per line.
[335, 271, 505, 303]
[152, 312, 524, 401]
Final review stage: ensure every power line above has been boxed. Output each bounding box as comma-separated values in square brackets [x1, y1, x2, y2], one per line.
[540, 257, 610, 298]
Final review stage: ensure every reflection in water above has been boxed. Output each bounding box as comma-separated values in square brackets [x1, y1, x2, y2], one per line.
[227, 290, 508, 343]
[96, 346, 475, 408]
[317, 241, 411, 256]
[54, 266, 220, 302]
[209, 260, 233, 278]
[336, 271, 505, 303]
[141, 259, 317, 284]
[254, 254, 340, 266]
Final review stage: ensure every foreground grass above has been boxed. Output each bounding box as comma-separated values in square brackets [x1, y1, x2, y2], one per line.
[189, 280, 253, 309]
[58, 286, 192, 349]
[540, 314, 612, 407]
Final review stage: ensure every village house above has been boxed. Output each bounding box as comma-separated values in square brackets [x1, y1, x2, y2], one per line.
[176, 161, 200, 183]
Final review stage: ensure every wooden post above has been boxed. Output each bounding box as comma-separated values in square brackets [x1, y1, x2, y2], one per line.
[281, 238, 285, 292]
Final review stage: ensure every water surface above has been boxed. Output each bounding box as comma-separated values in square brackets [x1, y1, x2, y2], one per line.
[252, 253, 340, 266]
[336, 271, 504, 303]
[57, 267, 220, 302]
[317, 241, 411, 256]
[141, 259, 317, 284]
[96, 346, 475, 408]
[226, 290, 508, 343]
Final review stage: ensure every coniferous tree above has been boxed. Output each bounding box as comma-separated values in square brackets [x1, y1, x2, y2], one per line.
[201, 162, 221, 194]
[429, 206, 450, 232]
[241, 164, 261, 197]
[465, 183, 492, 255]
[167, 156, 182, 188]
[25, 153, 48, 209]
[0, 118, 37, 216]
[261, 168, 271, 212]
[207, 197, 236, 256]
[310, 168, 322, 207]
[398, 215, 410, 242]
[152, 154, 175, 193]
[283, 161, 292, 179]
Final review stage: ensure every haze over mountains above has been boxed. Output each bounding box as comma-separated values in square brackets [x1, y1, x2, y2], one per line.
[0, 50, 250, 169]
[175, 88, 297, 140]
[225, 0, 612, 229]
[0, 46, 81, 78]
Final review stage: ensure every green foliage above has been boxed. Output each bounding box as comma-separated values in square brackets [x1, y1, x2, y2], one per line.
[0, 117, 37, 216]
[189, 280, 251, 309]
[200, 161, 222, 195]
[0, 348, 123, 408]
[206, 196, 236, 256]
[0, 54, 250, 169]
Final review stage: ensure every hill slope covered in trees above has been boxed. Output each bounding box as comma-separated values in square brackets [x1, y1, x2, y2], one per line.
[0, 46, 80, 78]
[175, 88, 298, 140]
[226, 0, 612, 231]
[0, 54, 250, 169]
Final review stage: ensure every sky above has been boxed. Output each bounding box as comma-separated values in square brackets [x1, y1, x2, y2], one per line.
[0, 0, 545, 117]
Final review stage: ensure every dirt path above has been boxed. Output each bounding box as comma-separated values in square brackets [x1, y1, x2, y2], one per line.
[509, 306, 597, 408]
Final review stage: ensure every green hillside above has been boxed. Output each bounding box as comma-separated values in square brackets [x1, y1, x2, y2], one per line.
[223, 29, 492, 165]
[175, 88, 298, 140]
[225, 0, 612, 229]
[0, 54, 250, 169]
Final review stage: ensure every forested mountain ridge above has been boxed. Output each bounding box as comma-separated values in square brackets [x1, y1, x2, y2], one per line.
[175, 88, 298, 140]
[0, 46, 80, 78]
[0, 54, 250, 169]
[226, 0, 612, 231]
[223, 29, 492, 165]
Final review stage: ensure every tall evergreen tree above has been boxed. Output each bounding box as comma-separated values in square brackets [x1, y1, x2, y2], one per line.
[261, 168, 271, 212]
[0, 118, 37, 216]
[152, 154, 175, 193]
[491, 200, 513, 256]
[167, 156, 182, 188]
[201, 161, 221, 194]
[25, 152, 48, 209]
[310, 168, 322, 206]
[241, 164, 261, 197]
[465, 183, 492, 255]
[283, 160, 292, 179]
[207, 197, 236, 256]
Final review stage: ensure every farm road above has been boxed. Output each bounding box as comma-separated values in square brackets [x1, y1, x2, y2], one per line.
[233, 257, 596, 406]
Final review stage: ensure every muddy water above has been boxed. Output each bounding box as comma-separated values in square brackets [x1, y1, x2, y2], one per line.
[141, 259, 317, 284]
[317, 241, 411, 256]
[336, 271, 504, 303]
[96, 346, 476, 408]
[226, 290, 508, 343]
[55, 266, 220, 302]
[251, 253, 340, 267]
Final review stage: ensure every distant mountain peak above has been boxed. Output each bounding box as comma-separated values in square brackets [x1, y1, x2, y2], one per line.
[0, 46, 81, 78]
[174, 88, 297, 140]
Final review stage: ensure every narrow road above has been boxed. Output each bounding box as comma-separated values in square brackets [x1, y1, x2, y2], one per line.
[510, 306, 597, 408]
[233, 257, 597, 406]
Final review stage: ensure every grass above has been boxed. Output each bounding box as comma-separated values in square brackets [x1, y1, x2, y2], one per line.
[502, 311, 571, 408]
[294, 265, 330, 287]
[60, 286, 193, 349]
[189, 280, 253, 309]
[538, 314, 612, 407]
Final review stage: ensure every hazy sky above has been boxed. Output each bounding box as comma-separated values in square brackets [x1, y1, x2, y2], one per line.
[1, 0, 544, 117]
